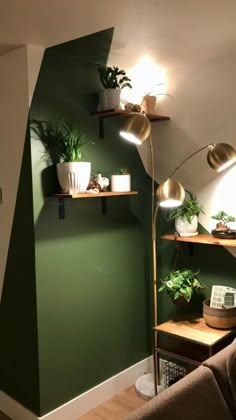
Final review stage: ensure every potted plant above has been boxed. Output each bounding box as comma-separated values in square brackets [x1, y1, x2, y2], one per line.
[211, 210, 236, 239]
[30, 119, 92, 194]
[97, 66, 132, 111]
[166, 191, 204, 236]
[159, 268, 206, 305]
[141, 83, 172, 114]
[111, 167, 131, 192]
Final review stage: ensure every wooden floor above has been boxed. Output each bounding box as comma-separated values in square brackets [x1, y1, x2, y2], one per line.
[78, 386, 146, 419]
[0, 386, 146, 420]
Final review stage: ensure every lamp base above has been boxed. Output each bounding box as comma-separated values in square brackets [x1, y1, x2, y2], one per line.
[135, 373, 165, 400]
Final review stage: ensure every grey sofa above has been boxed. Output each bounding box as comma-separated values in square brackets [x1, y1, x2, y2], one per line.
[126, 339, 236, 420]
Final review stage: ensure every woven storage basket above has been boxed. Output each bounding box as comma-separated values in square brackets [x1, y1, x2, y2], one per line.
[203, 299, 236, 329]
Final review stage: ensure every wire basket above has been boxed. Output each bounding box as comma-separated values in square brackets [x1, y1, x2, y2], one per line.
[162, 360, 187, 388]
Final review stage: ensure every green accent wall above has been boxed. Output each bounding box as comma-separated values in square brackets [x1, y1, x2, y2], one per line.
[0, 126, 40, 413]
[30, 28, 152, 415]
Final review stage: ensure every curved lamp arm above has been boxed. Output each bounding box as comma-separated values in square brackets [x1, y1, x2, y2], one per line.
[158, 142, 236, 207]
[169, 144, 214, 179]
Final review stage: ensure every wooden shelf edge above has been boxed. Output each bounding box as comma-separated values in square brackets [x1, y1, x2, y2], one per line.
[161, 233, 236, 247]
[91, 109, 170, 121]
[50, 191, 138, 199]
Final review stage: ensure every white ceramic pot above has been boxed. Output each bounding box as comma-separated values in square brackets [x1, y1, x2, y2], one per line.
[175, 215, 198, 236]
[56, 162, 91, 194]
[111, 174, 131, 192]
[98, 89, 121, 111]
[141, 95, 156, 114]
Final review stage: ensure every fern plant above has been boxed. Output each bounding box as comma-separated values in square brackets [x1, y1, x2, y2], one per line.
[30, 119, 91, 164]
[98, 66, 132, 90]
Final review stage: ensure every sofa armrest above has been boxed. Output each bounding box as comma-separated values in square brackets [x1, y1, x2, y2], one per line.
[203, 339, 236, 418]
[126, 366, 233, 420]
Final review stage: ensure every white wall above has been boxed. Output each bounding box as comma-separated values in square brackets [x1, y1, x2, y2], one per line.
[120, 51, 236, 258]
[0, 45, 44, 302]
[0, 47, 29, 302]
[155, 52, 236, 241]
[27, 44, 44, 107]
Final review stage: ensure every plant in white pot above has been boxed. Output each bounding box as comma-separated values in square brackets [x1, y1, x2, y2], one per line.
[97, 66, 132, 111]
[166, 191, 204, 236]
[30, 119, 92, 194]
[111, 167, 131, 192]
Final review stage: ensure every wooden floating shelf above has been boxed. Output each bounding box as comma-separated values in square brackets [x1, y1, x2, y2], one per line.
[91, 109, 170, 138]
[161, 233, 236, 247]
[50, 191, 138, 219]
[51, 191, 138, 199]
[91, 109, 170, 121]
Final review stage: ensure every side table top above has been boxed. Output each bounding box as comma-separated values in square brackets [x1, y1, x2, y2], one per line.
[154, 317, 234, 346]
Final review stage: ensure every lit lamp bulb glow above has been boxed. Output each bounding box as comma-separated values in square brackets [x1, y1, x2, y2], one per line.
[156, 178, 185, 208]
[119, 130, 142, 145]
[217, 158, 236, 172]
[119, 113, 151, 145]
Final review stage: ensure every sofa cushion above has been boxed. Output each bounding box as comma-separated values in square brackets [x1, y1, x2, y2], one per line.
[203, 339, 236, 417]
[126, 366, 233, 420]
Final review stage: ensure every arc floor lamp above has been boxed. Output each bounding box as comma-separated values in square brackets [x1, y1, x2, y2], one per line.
[119, 112, 236, 396]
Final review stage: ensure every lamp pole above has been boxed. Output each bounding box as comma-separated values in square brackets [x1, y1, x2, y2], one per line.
[149, 133, 160, 392]
[119, 111, 236, 397]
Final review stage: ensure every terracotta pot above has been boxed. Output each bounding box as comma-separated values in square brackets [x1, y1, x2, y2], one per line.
[141, 95, 156, 114]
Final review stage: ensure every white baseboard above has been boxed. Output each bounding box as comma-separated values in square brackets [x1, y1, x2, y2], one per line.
[0, 392, 37, 420]
[0, 356, 153, 420]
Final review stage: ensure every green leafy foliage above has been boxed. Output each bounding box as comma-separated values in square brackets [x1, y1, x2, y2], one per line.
[98, 66, 132, 90]
[166, 191, 204, 223]
[159, 268, 206, 303]
[30, 119, 92, 164]
[116, 167, 129, 175]
[211, 210, 236, 226]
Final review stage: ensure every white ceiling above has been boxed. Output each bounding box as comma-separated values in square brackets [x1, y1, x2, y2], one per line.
[1, 0, 236, 68]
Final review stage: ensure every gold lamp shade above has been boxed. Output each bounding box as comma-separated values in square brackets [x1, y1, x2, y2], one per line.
[207, 143, 236, 172]
[156, 178, 185, 208]
[119, 112, 151, 145]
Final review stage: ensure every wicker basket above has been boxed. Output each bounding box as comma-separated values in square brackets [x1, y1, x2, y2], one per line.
[203, 299, 236, 329]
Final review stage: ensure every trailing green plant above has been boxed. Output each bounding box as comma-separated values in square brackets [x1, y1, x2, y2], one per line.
[159, 268, 206, 303]
[30, 119, 91, 164]
[98, 66, 132, 90]
[166, 191, 204, 223]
